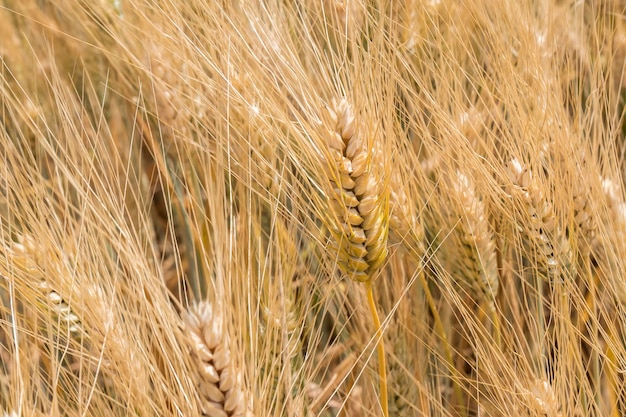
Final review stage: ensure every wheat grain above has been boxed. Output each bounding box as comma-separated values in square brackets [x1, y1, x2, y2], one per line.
[325, 98, 389, 283]
[183, 301, 251, 417]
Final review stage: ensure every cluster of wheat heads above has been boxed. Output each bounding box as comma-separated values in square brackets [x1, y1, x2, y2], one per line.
[1, 0, 626, 416]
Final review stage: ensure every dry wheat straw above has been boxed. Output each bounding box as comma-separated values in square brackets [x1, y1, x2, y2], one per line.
[183, 301, 250, 417]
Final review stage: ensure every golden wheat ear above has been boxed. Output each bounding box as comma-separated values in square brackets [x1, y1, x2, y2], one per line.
[182, 301, 252, 417]
[325, 98, 389, 283]
[506, 158, 572, 280]
[451, 171, 499, 313]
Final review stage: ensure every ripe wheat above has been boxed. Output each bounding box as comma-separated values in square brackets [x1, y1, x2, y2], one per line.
[506, 158, 573, 279]
[183, 301, 251, 417]
[448, 171, 499, 311]
[325, 98, 388, 283]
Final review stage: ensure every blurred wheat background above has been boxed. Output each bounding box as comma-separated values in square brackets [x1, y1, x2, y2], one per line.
[1, 0, 626, 416]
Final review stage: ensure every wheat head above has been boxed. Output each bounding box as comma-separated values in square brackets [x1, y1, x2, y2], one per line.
[445, 171, 499, 312]
[182, 301, 251, 417]
[506, 158, 572, 279]
[325, 98, 389, 283]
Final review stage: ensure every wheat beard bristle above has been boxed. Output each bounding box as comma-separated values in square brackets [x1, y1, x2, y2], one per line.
[325, 98, 388, 283]
[183, 301, 250, 417]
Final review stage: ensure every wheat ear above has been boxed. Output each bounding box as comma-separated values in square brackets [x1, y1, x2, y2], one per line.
[452, 172, 499, 312]
[450, 171, 501, 345]
[7, 236, 83, 336]
[324, 98, 389, 417]
[506, 158, 572, 280]
[182, 301, 250, 417]
[506, 158, 573, 379]
[325, 98, 389, 282]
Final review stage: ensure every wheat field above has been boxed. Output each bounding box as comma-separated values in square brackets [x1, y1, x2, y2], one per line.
[1, 0, 626, 416]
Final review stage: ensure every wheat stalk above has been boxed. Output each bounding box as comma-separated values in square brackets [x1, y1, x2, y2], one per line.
[182, 301, 251, 417]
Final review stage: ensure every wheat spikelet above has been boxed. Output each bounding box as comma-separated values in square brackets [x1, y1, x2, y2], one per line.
[447, 171, 499, 310]
[506, 158, 572, 279]
[325, 98, 389, 283]
[182, 301, 251, 417]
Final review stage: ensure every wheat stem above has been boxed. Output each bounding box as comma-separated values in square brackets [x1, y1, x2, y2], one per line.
[365, 280, 388, 417]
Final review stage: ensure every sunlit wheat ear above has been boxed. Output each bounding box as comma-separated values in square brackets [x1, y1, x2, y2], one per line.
[182, 301, 251, 417]
[449, 171, 499, 312]
[325, 98, 389, 283]
[506, 159, 572, 279]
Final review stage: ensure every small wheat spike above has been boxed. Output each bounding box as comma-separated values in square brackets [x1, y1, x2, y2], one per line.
[182, 301, 250, 417]
[324, 98, 389, 417]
